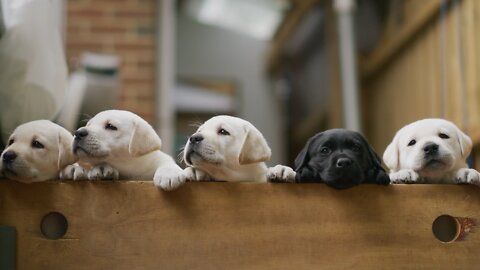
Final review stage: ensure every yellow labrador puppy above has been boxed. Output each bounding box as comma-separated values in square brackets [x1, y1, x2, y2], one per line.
[63, 110, 185, 190]
[0, 120, 77, 182]
[383, 118, 480, 184]
[180, 115, 295, 183]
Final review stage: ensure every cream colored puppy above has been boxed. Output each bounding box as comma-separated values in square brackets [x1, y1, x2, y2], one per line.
[383, 118, 480, 184]
[180, 115, 295, 183]
[63, 110, 185, 190]
[0, 120, 77, 182]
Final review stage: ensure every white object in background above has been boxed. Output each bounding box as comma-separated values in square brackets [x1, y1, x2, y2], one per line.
[56, 72, 88, 132]
[175, 83, 236, 113]
[184, 0, 289, 40]
[0, 0, 67, 141]
[57, 52, 120, 131]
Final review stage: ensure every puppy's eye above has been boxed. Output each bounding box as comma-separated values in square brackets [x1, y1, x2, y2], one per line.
[439, 133, 450, 139]
[105, 123, 117, 131]
[218, 128, 230, 136]
[31, 140, 44, 149]
[7, 139, 14, 146]
[408, 139, 416, 146]
[320, 147, 331, 154]
[352, 144, 361, 152]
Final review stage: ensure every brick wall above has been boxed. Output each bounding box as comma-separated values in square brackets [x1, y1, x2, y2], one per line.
[66, 0, 157, 123]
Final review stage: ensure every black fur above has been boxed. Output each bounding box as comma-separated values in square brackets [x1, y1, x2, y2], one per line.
[295, 129, 390, 189]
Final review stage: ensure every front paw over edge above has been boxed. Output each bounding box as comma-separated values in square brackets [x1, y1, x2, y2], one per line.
[267, 165, 296, 183]
[389, 169, 419, 184]
[60, 164, 87, 180]
[153, 167, 186, 191]
[87, 164, 119, 180]
[455, 168, 480, 185]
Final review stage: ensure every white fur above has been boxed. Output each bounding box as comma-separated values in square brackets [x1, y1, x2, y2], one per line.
[267, 165, 296, 183]
[182, 115, 295, 183]
[0, 120, 77, 182]
[69, 110, 185, 190]
[383, 118, 479, 184]
[60, 164, 87, 180]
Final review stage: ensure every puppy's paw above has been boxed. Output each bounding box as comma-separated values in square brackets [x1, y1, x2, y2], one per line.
[455, 168, 480, 185]
[389, 169, 419, 184]
[267, 165, 296, 183]
[87, 165, 119, 180]
[184, 167, 211, 181]
[153, 167, 186, 191]
[60, 164, 87, 180]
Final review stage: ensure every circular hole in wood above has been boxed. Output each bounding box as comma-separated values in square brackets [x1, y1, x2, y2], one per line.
[432, 215, 459, 243]
[40, 212, 68, 240]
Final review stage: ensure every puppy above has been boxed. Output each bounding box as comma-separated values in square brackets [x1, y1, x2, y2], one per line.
[0, 120, 77, 182]
[383, 118, 480, 184]
[295, 129, 390, 189]
[179, 115, 295, 183]
[63, 110, 185, 190]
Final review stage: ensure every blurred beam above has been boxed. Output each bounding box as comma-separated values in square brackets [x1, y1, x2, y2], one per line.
[155, 0, 176, 155]
[335, 0, 361, 132]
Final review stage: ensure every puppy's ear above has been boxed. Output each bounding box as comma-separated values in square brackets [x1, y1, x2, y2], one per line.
[294, 138, 312, 172]
[357, 133, 390, 185]
[129, 120, 162, 157]
[455, 128, 473, 158]
[57, 130, 77, 170]
[359, 134, 384, 170]
[294, 133, 323, 182]
[294, 133, 323, 171]
[383, 134, 400, 171]
[238, 124, 271, 165]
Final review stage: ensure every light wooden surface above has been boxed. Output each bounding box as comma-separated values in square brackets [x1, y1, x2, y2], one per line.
[1, 181, 480, 270]
[361, 0, 480, 155]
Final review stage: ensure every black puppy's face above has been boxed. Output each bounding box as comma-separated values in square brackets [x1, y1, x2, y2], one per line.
[295, 129, 389, 189]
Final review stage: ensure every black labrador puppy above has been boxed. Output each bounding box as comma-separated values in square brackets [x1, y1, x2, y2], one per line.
[295, 129, 390, 189]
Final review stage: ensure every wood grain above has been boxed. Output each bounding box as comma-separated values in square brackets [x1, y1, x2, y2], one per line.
[360, 0, 480, 154]
[359, 0, 443, 79]
[1, 181, 480, 269]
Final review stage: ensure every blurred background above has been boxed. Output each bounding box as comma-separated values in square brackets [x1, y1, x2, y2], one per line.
[0, 0, 479, 169]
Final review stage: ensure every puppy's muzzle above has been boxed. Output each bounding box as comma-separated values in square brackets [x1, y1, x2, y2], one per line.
[74, 128, 89, 141]
[189, 134, 204, 144]
[336, 157, 352, 168]
[423, 142, 439, 156]
[185, 134, 204, 165]
[2, 151, 17, 165]
[73, 128, 89, 154]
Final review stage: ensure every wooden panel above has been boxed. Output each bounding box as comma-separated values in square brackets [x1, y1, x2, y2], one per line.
[361, 0, 480, 154]
[1, 181, 480, 269]
[359, 0, 442, 79]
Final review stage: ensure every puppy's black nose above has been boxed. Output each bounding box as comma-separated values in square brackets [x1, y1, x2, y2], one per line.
[423, 143, 439, 155]
[189, 134, 204, 144]
[2, 151, 17, 164]
[74, 128, 89, 140]
[336, 158, 352, 168]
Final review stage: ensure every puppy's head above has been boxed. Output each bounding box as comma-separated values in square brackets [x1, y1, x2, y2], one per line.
[184, 115, 271, 173]
[295, 129, 389, 189]
[73, 110, 162, 165]
[383, 118, 471, 177]
[0, 120, 76, 182]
